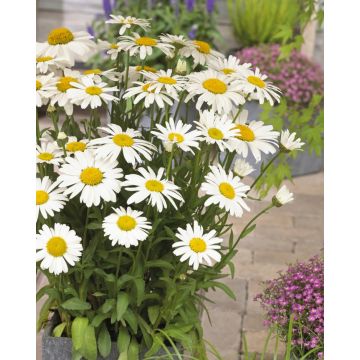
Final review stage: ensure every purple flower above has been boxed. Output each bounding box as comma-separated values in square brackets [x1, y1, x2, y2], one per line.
[206, 0, 215, 14]
[188, 25, 197, 39]
[102, 0, 112, 19]
[171, 0, 179, 18]
[255, 256, 324, 358]
[86, 25, 95, 37]
[186, 0, 195, 12]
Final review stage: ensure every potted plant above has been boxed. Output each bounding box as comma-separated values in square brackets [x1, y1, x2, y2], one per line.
[36, 14, 306, 359]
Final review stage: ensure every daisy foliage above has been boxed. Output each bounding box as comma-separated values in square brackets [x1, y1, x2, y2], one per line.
[36, 14, 304, 360]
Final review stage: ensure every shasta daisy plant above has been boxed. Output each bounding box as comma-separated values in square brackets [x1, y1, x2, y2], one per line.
[36, 14, 305, 360]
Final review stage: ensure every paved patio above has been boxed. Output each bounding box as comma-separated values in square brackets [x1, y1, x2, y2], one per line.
[201, 172, 324, 359]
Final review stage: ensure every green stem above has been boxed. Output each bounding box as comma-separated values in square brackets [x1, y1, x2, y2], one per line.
[36, 108, 40, 145]
[224, 151, 236, 172]
[124, 51, 130, 90]
[249, 152, 281, 192]
[166, 146, 175, 180]
[173, 92, 186, 120]
[82, 207, 90, 250]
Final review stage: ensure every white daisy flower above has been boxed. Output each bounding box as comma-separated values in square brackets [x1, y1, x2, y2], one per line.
[36, 73, 57, 107]
[82, 68, 120, 82]
[117, 33, 174, 60]
[67, 75, 118, 109]
[159, 34, 195, 51]
[65, 136, 89, 153]
[172, 221, 223, 270]
[273, 185, 294, 206]
[57, 150, 123, 207]
[50, 68, 81, 115]
[91, 124, 156, 165]
[141, 69, 187, 97]
[208, 55, 251, 78]
[185, 69, 245, 114]
[201, 164, 250, 218]
[228, 109, 279, 162]
[36, 142, 63, 166]
[123, 167, 184, 212]
[36, 176, 68, 220]
[97, 39, 122, 60]
[233, 158, 255, 178]
[36, 223, 83, 275]
[151, 117, 201, 154]
[123, 81, 175, 108]
[280, 130, 305, 152]
[125, 65, 158, 85]
[195, 110, 238, 152]
[36, 55, 69, 74]
[106, 15, 150, 35]
[103, 207, 152, 247]
[236, 68, 281, 105]
[179, 40, 223, 66]
[36, 27, 96, 66]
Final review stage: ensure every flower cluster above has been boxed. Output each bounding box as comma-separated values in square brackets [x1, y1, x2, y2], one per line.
[36, 14, 305, 359]
[235, 44, 324, 107]
[255, 256, 324, 358]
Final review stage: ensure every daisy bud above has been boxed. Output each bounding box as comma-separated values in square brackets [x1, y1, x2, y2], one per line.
[163, 141, 174, 152]
[57, 132, 67, 140]
[47, 104, 56, 113]
[179, 273, 187, 281]
[233, 158, 255, 178]
[175, 59, 187, 75]
[272, 185, 294, 207]
[280, 129, 305, 153]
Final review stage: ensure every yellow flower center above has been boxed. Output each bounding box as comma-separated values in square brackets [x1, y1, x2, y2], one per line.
[142, 83, 155, 93]
[168, 132, 184, 143]
[57, 76, 78, 92]
[247, 75, 266, 88]
[202, 78, 227, 94]
[47, 27, 74, 45]
[222, 68, 235, 75]
[219, 182, 236, 199]
[112, 134, 134, 147]
[145, 179, 164, 192]
[46, 236, 67, 257]
[36, 80, 42, 91]
[189, 237, 207, 253]
[117, 215, 137, 231]
[38, 152, 54, 161]
[194, 40, 211, 54]
[208, 128, 224, 140]
[36, 190, 49, 205]
[135, 37, 157, 46]
[234, 124, 255, 142]
[136, 65, 157, 73]
[157, 76, 177, 85]
[110, 43, 119, 49]
[80, 167, 103, 186]
[85, 86, 103, 95]
[66, 141, 86, 152]
[84, 68, 102, 75]
[37, 56, 53, 63]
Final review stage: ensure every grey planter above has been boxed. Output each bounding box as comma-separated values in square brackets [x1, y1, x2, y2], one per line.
[42, 316, 177, 360]
[243, 101, 324, 177]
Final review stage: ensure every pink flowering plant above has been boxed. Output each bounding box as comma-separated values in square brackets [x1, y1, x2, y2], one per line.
[236, 44, 323, 108]
[255, 256, 324, 359]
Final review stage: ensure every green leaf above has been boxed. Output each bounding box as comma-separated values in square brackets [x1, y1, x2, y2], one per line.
[98, 325, 111, 358]
[86, 222, 103, 230]
[117, 327, 131, 353]
[61, 297, 91, 311]
[128, 338, 139, 360]
[147, 305, 160, 325]
[145, 260, 174, 271]
[91, 313, 109, 327]
[240, 224, 256, 239]
[71, 317, 89, 351]
[82, 325, 98, 360]
[117, 292, 130, 321]
[53, 322, 66, 337]
[100, 299, 115, 314]
[123, 309, 138, 333]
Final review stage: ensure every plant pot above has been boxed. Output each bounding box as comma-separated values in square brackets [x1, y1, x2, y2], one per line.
[42, 315, 177, 360]
[243, 101, 324, 177]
